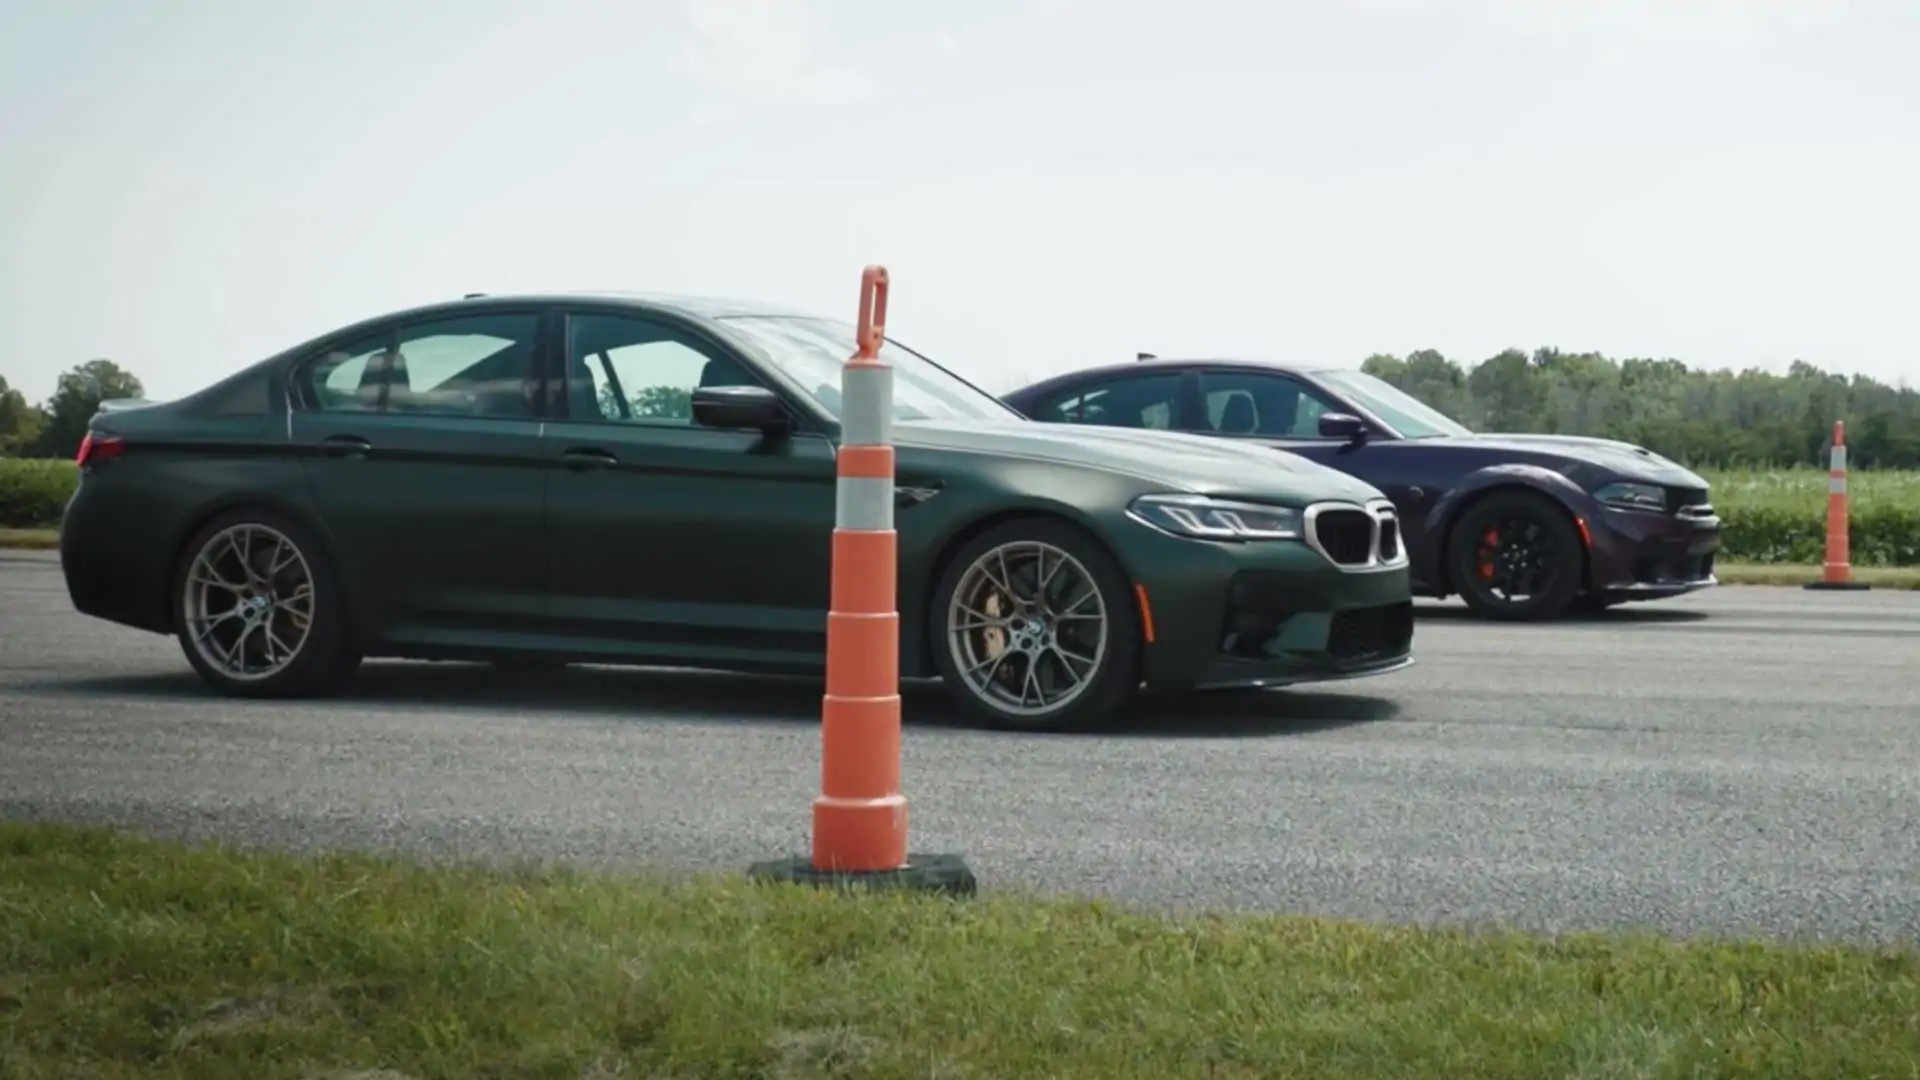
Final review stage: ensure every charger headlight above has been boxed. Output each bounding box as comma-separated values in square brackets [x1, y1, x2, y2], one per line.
[1593, 481, 1666, 513]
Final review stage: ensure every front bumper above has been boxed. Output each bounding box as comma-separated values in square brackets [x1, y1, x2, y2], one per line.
[1586, 504, 1722, 601]
[1124, 532, 1416, 692]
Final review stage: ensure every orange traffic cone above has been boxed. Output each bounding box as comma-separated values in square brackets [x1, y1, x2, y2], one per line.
[749, 266, 976, 896]
[1804, 420, 1871, 591]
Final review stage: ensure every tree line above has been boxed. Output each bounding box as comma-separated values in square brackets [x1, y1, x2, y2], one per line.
[1361, 348, 1919, 469]
[5, 349, 1918, 469]
[0, 360, 145, 459]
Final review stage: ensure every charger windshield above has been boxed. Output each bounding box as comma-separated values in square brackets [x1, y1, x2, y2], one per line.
[1314, 369, 1474, 439]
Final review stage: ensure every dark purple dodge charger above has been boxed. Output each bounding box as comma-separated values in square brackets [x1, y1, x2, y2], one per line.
[1004, 357, 1719, 621]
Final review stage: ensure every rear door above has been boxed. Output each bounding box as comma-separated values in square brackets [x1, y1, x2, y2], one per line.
[1013, 369, 1198, 433]
[287, 307, 552, 643]
[538, 307, 839, 668]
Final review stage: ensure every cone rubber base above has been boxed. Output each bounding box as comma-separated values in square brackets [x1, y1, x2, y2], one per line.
[747, 852, 977, 897]
[1804, 579, 1872, 591]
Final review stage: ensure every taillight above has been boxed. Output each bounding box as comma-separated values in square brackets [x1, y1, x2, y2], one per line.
[75, 433, 125, 467]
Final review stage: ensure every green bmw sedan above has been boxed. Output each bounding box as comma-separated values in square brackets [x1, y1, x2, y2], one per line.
[59, 291, 1415, 730]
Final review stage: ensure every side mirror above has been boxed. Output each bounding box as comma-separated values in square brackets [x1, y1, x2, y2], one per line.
[692, 385, 791, 435]
[1318, 412, 1368, 442]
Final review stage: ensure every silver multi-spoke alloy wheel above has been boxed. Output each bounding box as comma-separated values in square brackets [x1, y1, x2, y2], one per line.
[182, 523, 317, 683]
[945, 540, 1110, 718]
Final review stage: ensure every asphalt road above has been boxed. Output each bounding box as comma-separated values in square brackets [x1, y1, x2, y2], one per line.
[4, 548, 1918, 944]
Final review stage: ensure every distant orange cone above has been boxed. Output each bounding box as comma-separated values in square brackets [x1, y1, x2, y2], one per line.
[1804, 420, 1871, 591]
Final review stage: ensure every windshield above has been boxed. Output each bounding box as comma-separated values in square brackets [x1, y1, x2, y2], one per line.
[1315, 369, 1474, 439]
[719, 315, 1024, 425]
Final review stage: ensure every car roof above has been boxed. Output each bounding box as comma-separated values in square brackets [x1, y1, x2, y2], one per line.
[332, 290, 832, 331]
[1131, 356, 1352, 374]
[503, 290, 825, 319]
[1008, 356, 1355, 395]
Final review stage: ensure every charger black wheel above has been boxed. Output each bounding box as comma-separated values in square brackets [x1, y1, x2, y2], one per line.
[172, 507, 361, 698]
[928, 517, 1142, 732]
[1445, 490, 1584, 621]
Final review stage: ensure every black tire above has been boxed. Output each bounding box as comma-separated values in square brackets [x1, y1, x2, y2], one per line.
[927, 516, 1142, 732]
[171, 506, 362, 698]
[1445, 489, 1585, 622]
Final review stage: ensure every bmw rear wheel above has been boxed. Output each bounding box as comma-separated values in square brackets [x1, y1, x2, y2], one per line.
[929, 518, 1142, 731]
[1445, 489, 1584, 621]
[173, 508, 361, 698]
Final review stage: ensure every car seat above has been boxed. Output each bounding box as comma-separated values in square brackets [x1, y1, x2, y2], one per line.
[352, 348, 411, 411]
[353, 352, 384, 411]
[1219, 393, 1258, 434]
[567, 351, 608, 419]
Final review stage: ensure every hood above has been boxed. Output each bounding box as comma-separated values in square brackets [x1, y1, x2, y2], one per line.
[1425, 432, 1709, 487]
[896, 418, 1387, 503]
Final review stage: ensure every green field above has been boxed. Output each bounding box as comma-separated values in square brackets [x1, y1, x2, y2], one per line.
[3, 821, 1917, 1080]
[1699, 466, 1920, 515]
[0, 457, 78, 532]
[5, 458, 1917, 566]
[1694, 467, 1919, 567]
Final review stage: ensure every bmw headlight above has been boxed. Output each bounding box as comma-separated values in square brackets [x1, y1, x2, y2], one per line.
[1593, 481, 1665, 513]
[1127, 494, 1303, 541]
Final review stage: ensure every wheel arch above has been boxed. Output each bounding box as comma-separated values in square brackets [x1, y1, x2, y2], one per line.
[160, 493, 357, 638]
[907, 505, 1145, 681]
[1427, 473, 1592, 599]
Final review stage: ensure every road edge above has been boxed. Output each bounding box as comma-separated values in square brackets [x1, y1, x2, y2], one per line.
[1710, 564, 1920, 590]
[1, 528, 1914, 588]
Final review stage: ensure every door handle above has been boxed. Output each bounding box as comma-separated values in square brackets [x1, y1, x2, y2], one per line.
[560, 447, 619, 471]
[321, 434, 372, 459]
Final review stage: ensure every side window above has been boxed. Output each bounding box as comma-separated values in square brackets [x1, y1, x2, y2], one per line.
[1198, 371, 1342, 438]
[302, 336, 389, 413]
[563, 313, 764, 425]
[390, 314, 542, 419]
[1028, 373, 1185, 430]
[298, 313, 542, 418]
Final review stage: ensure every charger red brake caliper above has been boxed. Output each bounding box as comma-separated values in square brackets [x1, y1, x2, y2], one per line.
[1478, 527, 1500, 580]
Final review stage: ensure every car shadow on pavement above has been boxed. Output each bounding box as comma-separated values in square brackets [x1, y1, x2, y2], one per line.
[1413, 602, 1711, 625]
[1081, 686, 1400, 739]
[41, 662, 1399, 740]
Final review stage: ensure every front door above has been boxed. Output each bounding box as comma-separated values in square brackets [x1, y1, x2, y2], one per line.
[1185, 367, 1417, 507]
[540, 308, 839, 670]
[286, 308, 550, 645]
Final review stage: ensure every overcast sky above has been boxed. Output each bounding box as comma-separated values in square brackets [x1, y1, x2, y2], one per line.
[2, 0, 1915, 403]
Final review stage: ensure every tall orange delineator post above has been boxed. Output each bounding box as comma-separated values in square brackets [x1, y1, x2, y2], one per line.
[749, 266, 976, 896]
[1805, 419, 1871, 591]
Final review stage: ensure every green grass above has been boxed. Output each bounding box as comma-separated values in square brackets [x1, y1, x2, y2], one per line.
[0, 456, 76, 531]
[1700, 466, 1920, 515]
[1693, 468, 1919, 567]
[0, 526, 58, 549]
[1715, 562, 1920, 589]
[2, 822, 1918, 1079]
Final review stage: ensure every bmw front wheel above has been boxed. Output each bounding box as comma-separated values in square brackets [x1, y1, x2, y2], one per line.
[928, 518, 1142, 732]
